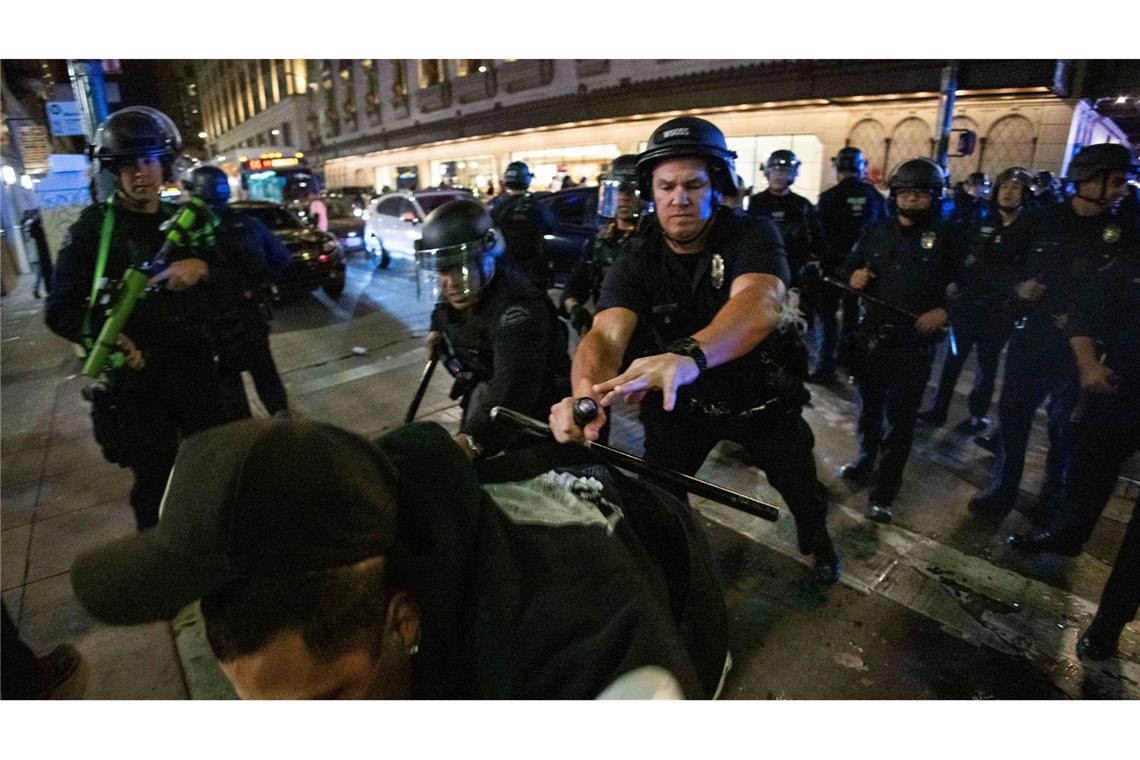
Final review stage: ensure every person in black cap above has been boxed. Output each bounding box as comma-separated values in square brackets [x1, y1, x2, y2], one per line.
[839, 158, 959, 525]
[418, 199, 569, 460]
[45, 106, 234, 531]
[185, 165, 292, 419]
[918, 167, 1036, 433]
[487, 160, 555, 289]
[549, 116, 840, 584]
[69, 417, 730, 699]
[968, 143, 1138, 521]
[816, 146, 888, 382]
[560, 154, 640, 335]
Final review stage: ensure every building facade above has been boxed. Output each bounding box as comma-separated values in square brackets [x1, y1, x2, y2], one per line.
[197, 59, 1136, 203]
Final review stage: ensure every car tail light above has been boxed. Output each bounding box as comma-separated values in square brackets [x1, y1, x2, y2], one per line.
[318, 254, 329, 263]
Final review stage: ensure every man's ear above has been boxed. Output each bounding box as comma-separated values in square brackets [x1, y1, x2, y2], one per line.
[385, 590, 422, 651]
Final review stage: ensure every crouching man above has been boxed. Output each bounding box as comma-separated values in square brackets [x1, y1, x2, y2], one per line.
[69, 417, 729, 699]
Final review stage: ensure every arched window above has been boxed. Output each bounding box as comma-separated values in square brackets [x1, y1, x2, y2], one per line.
[982, 115, 1036, 176]
[847, 119, 887, 188]
[887, 117, 932, 171]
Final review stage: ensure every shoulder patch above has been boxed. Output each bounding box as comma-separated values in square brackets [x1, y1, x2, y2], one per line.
[499, 305, 532, 328]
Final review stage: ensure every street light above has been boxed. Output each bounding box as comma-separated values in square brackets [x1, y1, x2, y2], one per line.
[1, 165, 16, 185]
[271, 128, 281, 136]
[20, 175, 34, 190]
[198, 131, 208, 139]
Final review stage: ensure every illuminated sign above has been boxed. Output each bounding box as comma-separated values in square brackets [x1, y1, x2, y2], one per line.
[245, 157, 302, 170]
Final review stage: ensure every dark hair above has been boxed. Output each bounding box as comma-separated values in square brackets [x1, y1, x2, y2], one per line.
[202, 557, 392, 664]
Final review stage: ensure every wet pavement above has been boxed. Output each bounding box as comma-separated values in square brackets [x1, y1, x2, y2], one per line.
[2, 252, 1136, 699]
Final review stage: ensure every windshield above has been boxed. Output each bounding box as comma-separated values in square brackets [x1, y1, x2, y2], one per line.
[415, 191, 471, 215]
[324, 199, 357, 219]
[237, 205, 305, 230]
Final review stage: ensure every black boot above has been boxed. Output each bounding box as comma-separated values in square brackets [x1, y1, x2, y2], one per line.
[840, 459, 874, 487]
[1076, 621, 1123, 661]
[813, 532, 841, 585]
[1006, 530, 1083, 557]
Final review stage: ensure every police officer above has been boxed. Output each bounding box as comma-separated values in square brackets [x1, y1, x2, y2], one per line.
[185, 165, 292, 420]
[487, 160, 555, 290]
[816, 147, 888, 382]
[839, 158, 958, 524]
[549, 116, 840, 584]
[1007, 242, 1140, 661]
[1032, 170, 1066, 209]
[747, 150, 827, 287]
[419, 199, 569, 460]
[560, 154, 640, 334]
[919, 167, 1036, 431]
[45, 107, 232, 530]
[950, 171, 993, 225]
[968, 144, 1138, 519]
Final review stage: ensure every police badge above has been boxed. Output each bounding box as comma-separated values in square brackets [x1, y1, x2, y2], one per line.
[711, 253, 725, 289]
[920, 231, 937, 250]
[1103, 224, 1121, 243]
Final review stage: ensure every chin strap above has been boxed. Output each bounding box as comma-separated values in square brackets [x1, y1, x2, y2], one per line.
[1073, 174, 1114, 207]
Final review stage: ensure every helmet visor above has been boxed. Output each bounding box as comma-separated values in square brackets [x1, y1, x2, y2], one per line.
[415, 242, 484, 304]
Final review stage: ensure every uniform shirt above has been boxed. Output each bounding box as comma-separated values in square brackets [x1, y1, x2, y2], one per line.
[430, 267, 569, 456]
[45, 198, 235, 356]
[1017, 203, 1138, 338]
[488, 192, 555, 287]
[596, 206, 791, 409]
[745, 190, 827, 274]
[209, 207, 293, 340]
[560, 222, 634, 306]
[817, 177, 888, 271]
[846, 216, 959, 330]
[954, 207, 1034, 315]
[379, 422, 727, 699]
[1068, 251, 1140, 397]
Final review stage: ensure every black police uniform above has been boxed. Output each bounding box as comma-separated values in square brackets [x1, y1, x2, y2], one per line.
[975, 203, 1137, 514]
[46, 197, 231, 529]
[210, 206, 292, 419]
[845, 215, 959, 507]
[561, 222, 634, 314]
[489, 192, 555, 290]
[596, 206, 832, 557]
[1052, 252, 1140, 632]
[747, 189, 828, 378]
[923, 206, 1033, 424]
[430, 266, 569, 458]
[816, 177, 888, 376]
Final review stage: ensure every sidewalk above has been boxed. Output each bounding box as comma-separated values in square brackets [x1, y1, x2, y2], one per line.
[1, 277, 187, 698]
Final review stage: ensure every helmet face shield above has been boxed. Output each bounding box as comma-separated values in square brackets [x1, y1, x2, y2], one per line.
[415, 241, 490, 305]
[597, 180, 638, 220]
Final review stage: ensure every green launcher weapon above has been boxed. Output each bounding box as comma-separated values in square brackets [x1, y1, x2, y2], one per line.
[81, 198, 219, 379]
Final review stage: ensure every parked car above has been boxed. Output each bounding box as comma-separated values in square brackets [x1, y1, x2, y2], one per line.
[363, 188, 473, 268]
[322, 194, 366, 251]
[533, 186, 602, 287]
[230, 201, 346, 300]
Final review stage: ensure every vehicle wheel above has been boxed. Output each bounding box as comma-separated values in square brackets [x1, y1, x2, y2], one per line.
[378, 244, 391, 270]
[364, 232, 381, 262]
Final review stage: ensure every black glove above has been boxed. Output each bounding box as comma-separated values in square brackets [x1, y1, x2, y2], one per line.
[570, 304, 594, 333]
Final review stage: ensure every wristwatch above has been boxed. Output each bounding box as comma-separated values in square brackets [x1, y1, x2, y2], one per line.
[666, 337, 708, 373]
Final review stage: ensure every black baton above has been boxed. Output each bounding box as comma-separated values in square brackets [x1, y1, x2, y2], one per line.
[404, 353, 439, 424]
[821, 275, 957, 356]
[489, 404, 780, 522]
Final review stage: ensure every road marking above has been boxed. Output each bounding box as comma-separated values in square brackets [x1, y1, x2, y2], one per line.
[287, 346, 427, 395]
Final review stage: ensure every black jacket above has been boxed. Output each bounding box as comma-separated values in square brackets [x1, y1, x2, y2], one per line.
[817, 177, 888, 271]
[746, 189, 827, 275]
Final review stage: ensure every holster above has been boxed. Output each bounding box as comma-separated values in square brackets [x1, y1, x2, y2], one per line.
[82, 380, 136, 468]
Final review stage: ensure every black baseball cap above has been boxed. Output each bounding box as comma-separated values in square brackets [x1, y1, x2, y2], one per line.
[71, 417, 400, 626]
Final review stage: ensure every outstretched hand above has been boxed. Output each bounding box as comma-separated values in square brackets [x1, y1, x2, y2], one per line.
[592, 352, 700, 412]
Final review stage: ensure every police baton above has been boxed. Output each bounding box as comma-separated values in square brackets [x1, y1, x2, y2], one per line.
[821, 275, 957, 356]
[404, 353, 439, 424]
[489, 404, 781, 522]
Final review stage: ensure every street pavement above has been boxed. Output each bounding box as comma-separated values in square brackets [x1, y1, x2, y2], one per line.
[2, 251, 1136, 699]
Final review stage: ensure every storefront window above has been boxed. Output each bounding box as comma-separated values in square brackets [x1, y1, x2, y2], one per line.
[456, 60, 489, 77]
[510, 144, 620, 192]
[391, 60, 407, 98]
[430, 156, 496, 195]
[418, 59, 445, 89]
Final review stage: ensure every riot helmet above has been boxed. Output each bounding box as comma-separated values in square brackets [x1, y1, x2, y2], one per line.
[89, 106, 182, 176]
[763, 149, 800, 192]
[991, 167, 1035, 210]
[888, 158, 945, 220]
[964, 171, 992, 198]
[502, 161, 533, 192]
[185, 166, 232, 207]
[636, 116, 738, 197]
[834, 147, 867, 177]
[414, 199, 504, 307]
[598, 154, 640, 220]
[1065, 143, 1138, 207]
